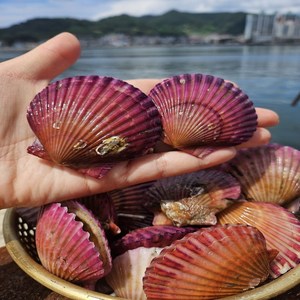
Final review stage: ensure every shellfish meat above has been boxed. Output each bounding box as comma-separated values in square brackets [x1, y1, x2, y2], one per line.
[145, 169, 241, 226]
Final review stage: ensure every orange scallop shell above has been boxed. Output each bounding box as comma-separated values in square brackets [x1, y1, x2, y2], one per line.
[221, 144, 300, 205]
[218, 201, 300, 278]
[143, 224, 270, 299]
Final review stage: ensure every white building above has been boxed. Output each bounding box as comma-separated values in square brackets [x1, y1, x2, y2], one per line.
[244, 13, 300, 43]
[273, 14, 300, 40]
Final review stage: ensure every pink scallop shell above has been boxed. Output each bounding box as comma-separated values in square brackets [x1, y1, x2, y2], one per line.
[145, 169, 241, 226]
[218, 201, 300, 278]
[221, 144, 300, 205]
[143, 224, 270, 299]
[106, 247, 163, 300]
[148, 73, 257, 148]
[27, 76, 162, 179]
[35, 201, 112, 285]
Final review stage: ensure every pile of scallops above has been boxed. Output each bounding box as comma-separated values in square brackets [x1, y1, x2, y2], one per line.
[17, 73, 300, 300]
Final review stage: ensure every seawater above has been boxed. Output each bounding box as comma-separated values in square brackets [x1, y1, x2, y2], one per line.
[1, 44, 299, 148]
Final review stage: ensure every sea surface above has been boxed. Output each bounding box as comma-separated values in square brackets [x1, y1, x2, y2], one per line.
[1, 44, 300, 149]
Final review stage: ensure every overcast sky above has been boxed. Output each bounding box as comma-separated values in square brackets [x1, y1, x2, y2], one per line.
[1, 0, 300, 28]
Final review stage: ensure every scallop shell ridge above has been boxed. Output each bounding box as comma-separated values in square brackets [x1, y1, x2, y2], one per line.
[218, 201, 300, 278]
[27, 75, 162, 170]
[149, 73, 257, 148]
[35, 201, 112, 284]
[143, 224, 270, 299]
[221, 143, 300, 204]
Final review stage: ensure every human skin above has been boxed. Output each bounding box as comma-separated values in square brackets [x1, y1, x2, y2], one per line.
[0, 33, 279, 208]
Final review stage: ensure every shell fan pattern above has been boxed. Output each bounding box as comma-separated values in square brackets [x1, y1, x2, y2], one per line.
[221, 144, 300, 205]
[218, 201, 300, 278]
[143, 224, 271, 300]
[35, 201, 112, 288]
[27, 76, 162, 179]
[148, 73, 258, 148]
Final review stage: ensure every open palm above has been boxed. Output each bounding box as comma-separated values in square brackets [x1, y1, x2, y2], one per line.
[0, 33, 279, 208]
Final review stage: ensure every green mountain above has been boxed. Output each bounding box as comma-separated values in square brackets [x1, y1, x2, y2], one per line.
[0, 10, 246, 46]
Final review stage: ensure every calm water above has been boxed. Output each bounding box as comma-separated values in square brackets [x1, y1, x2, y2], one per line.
[1, 44, 300, 149]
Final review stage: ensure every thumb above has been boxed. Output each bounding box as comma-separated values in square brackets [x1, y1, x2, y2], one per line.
[10, 32, 81, 81]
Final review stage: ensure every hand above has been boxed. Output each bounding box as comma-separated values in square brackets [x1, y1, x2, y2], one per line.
[0, 33, 279, 208]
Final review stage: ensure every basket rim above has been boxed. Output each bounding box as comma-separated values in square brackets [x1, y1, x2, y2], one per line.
[3, 207, 300, 300]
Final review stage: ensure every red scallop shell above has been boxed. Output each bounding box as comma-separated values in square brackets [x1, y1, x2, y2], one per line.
[27, 76, 162, 178]
[148, 73, 257, 148]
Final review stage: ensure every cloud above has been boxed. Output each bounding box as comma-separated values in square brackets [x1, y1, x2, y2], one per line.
[0, 0, 299, 28]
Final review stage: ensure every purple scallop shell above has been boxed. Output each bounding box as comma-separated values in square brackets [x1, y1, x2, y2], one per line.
[221, 143, 300, 205]
[27, 76, 162, 179]
[149, 73, 257, 148]
[110, 225, 198, 257]
[286, 197, 300, 218]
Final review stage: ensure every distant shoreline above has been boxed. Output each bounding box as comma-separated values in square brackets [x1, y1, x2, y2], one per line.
[1, 35, 300, 52]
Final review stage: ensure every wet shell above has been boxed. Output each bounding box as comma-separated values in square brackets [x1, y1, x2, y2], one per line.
[35, 201, 112, 286]
[27, 76, 162, 178]
[145, 169, 241, 226]
[148, 73, 257, 148]
[143, 224, 270, 300]
[106, 247, 163, 300]
[111, 225, 198, 257]
[221, 144, 300, 205]
[218, 201, 300, 278]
